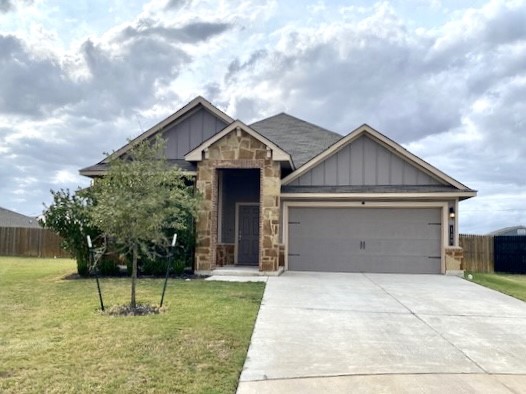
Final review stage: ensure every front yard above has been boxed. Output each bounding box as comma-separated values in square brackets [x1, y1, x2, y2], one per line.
[0, 257, 264, 393]
[467, 272, 526, 302]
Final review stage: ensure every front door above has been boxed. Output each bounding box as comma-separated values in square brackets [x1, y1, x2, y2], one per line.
[237, 204, 260, 265]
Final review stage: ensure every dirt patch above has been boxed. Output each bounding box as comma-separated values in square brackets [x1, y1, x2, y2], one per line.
[104, 304, 165, 317]
[62, 273, 82, 280]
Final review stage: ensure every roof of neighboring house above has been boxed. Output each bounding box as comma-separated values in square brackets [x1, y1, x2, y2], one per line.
[0, 207, 41, 228]
[488, 226, 526, 236]
[250, 113, 342, 168]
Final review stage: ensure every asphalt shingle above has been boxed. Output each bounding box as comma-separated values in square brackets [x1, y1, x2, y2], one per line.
[0, 207, 40, 228]
[250, 113, 342, 168]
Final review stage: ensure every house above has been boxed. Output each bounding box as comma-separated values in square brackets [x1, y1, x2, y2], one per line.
[488, 226, 526, 236]
[0, 207, 40, 228]
[80, 97, 476, 275]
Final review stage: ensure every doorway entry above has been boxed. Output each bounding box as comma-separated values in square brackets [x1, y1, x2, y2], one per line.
[217, 168, 261, 266]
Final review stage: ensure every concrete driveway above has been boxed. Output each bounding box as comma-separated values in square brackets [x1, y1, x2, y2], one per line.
[237, 272, 526, 393]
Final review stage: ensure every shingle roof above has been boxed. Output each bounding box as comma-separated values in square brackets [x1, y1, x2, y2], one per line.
[79, 159, 197, 176]
[488, 225, 526, 236]
[0, 207, 41, 228]
[250, 113, 342, 168]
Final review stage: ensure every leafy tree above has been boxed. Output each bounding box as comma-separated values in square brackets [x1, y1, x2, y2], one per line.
[41, 188, 100, 276]
[89, 137, 199, 308]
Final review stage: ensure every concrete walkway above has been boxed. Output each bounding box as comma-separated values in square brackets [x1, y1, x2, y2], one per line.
[237, 272, 526, 393]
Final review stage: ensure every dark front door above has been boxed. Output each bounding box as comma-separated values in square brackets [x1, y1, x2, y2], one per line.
[238, 205, 260, 266]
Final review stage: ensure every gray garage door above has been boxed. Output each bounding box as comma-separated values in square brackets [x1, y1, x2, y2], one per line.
[288, 207, 442, 274]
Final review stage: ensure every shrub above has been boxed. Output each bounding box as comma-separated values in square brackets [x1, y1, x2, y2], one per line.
[41, 188, 100, 277]
[97, 256, 120, 276]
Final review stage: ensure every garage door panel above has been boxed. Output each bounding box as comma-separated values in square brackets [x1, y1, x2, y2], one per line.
[366, 239, 441, 257]
[288, 207, 442, 274]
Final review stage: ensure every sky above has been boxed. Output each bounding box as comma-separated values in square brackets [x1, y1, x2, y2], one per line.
[0, 0, 525, 234]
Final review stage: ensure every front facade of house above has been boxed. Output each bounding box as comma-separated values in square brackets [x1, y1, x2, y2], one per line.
[80, 97, 476, 275]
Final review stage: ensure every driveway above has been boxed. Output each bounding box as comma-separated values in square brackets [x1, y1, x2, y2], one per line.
[237, 272, 526, 393]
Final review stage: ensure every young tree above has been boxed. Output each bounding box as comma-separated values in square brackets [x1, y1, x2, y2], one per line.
[89, 137, 199, 309]
[41, 188, 99, 276]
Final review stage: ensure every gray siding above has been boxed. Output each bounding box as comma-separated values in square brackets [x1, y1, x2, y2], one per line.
[163, 106, 227, 160]
[290, 135, 441, 186]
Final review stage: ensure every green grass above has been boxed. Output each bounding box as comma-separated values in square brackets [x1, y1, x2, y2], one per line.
[466, 272, 526, 302]
[0, 257, 265, 393]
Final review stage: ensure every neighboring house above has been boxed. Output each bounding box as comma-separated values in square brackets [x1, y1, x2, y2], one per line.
[80, 97, 476, 275]
[488, 226, 526, 236]
[0, 207, 40, 228]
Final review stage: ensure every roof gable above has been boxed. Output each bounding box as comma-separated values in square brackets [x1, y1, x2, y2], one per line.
[103, 96, 233, 163]
[185, 120, 293, 166]
[80, 96, 233, 177]
[282, 124, 472, 191]
[250, 113, 341, 168]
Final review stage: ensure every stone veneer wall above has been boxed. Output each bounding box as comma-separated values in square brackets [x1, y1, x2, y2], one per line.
[216, 244, 235, 266]
[195, 129, 281, 272]
[445, 247, 464, 271]
[278, 244, 285, 267]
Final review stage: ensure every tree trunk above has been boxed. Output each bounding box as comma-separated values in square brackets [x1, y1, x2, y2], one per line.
[131, 243, 137, 309]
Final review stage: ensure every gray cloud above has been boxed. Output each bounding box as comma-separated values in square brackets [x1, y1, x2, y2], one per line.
[164, 0, 189, 11]
[119, 20, 232, 44]
[223, 3, 525, 147]
[0, 0, 13, 13]
[482, 5, 526, 45]
[0, 0, 33, 13]
[0, 35, 80, 117]
[78, 36, 189, 118]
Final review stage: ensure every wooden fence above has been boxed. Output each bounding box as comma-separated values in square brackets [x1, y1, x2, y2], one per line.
[459, 234, 494, 273]
[0, 227, 69, 258]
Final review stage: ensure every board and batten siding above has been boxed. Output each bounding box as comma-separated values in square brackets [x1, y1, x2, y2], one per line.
[289, 135, 442, 186]
[163, 107, 228, 160]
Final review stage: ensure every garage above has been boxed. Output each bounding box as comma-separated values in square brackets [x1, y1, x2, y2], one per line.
[287, 207, 442, 274]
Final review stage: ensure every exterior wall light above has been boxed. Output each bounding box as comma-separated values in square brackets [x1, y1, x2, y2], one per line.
[449, 207, 455, 219]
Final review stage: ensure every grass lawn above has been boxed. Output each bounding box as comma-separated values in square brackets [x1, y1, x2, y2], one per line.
[0, 257, 265, 393]
[466, 272, 526, 302]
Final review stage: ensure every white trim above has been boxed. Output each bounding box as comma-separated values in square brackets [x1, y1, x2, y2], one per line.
[102, 96, 234, 164]
[281, 124, 472, 191]
[280, 192, 477, 200]
[454, 198, 459, 247]
[282, 201, 447, 274]
[234, 202, 260, 265]
[185, 120, 293, 166]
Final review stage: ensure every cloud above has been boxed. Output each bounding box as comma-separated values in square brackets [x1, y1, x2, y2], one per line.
[119, 20, 232, 43]
[0, 34, 80, 117]
[0, 0, 33, 13]
[0, 0, 13, 13]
